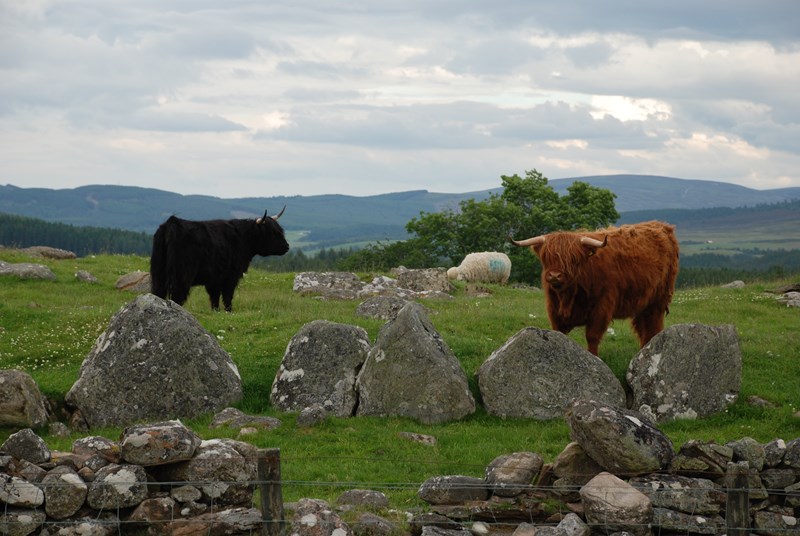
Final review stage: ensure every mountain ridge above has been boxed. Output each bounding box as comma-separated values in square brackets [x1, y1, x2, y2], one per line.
[2, 175, 798, 251]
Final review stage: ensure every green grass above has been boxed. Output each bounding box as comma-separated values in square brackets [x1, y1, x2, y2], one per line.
[1, 250, 799, 511]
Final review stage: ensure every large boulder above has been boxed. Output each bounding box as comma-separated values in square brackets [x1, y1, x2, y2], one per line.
[566, 399, 674, 476]
[0, 370, 49, 428]
[65, 294, 243, 428]
[356, 303, 475, 424]
[476, 328, 626, 419]
[271, 320, 371, 417]
[627, 323, 742, 422]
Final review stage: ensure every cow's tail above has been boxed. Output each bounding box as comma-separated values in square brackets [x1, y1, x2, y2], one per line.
[150, 224, 169, 298]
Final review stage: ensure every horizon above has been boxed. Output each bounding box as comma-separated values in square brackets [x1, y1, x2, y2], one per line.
[2, 2, 799, 198]
[4, 173, 798, 202]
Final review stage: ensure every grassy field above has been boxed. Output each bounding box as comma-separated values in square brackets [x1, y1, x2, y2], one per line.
[1, 249, 799, 512]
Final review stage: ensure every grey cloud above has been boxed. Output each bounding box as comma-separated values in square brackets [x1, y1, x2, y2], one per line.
[260, 102, 506, 149]
[489, 101, 663, 149]
[282, 88, 363, 102]
[64, 108, 246, 133]
[1, 0, 798, 196]
[276, 60, 365, 79]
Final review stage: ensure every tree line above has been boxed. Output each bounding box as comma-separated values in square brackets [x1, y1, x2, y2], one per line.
[0, 213, 152, 257]
[2, 170, 798, 288]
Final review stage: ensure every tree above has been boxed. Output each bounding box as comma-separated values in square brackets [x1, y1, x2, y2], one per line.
[405, 169, 620, 283]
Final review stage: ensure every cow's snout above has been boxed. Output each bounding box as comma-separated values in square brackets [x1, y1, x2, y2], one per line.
[546, 271, 564, 288]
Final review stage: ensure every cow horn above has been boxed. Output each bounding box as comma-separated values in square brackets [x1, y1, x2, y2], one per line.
[580, 235, 608, 249]
[271, 206, 286, 220]
[509, 235, 546, 247]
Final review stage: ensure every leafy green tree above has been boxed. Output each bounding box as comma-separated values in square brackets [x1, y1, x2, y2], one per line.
[404, 169, 620, 283]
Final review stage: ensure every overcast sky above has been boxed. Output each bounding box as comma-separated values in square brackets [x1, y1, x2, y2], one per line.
[2, 1, 799, 198]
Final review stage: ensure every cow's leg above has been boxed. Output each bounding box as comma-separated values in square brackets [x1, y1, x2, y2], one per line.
[171, 286, 190, 306]
[632, 307, 665, 348]
[585, 315, 612, 357]
[221, 288, 235, 313]
[205, 285, 221, 311]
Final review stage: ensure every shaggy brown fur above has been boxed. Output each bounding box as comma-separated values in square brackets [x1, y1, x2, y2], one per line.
[513, 221, 679, 356]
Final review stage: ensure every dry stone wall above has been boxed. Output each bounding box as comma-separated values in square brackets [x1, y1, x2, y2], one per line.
[2, 413, 799, 535]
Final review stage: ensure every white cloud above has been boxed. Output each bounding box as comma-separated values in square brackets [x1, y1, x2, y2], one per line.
[0, 1, 798, 197]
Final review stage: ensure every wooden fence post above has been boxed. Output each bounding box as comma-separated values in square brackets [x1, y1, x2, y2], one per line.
[725, 461, 750, 536]
[258, 448, 285, 536]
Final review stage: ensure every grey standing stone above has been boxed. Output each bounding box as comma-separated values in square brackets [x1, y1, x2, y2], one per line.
[627, 323, 742, 422]
[65, 294, 243, 428]
[271, 320, 370, 417]
[356, 303, 475, 424]
[477, 327, 625, 419]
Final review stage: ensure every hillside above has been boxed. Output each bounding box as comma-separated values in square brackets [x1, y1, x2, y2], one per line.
[1, 175, 798, 251]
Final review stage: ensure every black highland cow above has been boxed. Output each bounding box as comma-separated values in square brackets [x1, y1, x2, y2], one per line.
[150, 208, 289, 311]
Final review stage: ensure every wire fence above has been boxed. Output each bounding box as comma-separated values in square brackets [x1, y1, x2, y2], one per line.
[1, 450, 798, 535]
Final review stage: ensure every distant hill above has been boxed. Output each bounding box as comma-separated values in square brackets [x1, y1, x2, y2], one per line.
[2, 175, 798, 251]
[550, 174, 799, 211]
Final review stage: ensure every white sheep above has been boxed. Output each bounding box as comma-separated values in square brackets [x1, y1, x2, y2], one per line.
[447, 252, 512, 284]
